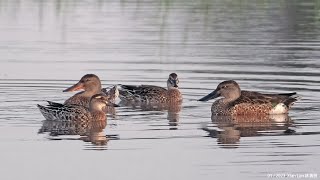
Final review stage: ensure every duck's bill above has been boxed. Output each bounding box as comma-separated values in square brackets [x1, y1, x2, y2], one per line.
[198, 90, 220, 101]
[63, 82, 84, 92]
[172, 80, 178, 88]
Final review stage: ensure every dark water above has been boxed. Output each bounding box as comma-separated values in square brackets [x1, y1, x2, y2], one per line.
[0, 1, 319, 179]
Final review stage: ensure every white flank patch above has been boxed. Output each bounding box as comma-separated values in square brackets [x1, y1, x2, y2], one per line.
[270, 103, 288, 114]
[114, 86, 120, 98]
[269, 114, 288, 123]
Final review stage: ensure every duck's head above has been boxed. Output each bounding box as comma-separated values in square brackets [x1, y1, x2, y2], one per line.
[167, 73, 179, 89]
[199, 80, 241, 101]
[63, 74, 102, 93]
[89, 93, 119, 111]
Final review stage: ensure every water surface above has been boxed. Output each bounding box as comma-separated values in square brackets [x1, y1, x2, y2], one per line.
[0, 1, 320, 180]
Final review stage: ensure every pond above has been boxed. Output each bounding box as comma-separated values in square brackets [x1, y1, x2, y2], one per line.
[0, 0, 319, 179]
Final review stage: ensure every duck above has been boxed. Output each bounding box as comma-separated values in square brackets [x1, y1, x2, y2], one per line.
[118, 73, 182, 104]
[199, 80, 299, 115]
[63, 74, 118, 107]
[37, 93, 118, 123]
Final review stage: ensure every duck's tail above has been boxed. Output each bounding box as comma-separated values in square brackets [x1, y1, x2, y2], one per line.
[283, 93, 301, 108]
[37, 104, 53, 120]
[102, 85, 120, 103]
[46, 101, 64, 107]
[37, 101, 63, 121]
[117, 85, 138, 101]
[277, 92, 297, 97]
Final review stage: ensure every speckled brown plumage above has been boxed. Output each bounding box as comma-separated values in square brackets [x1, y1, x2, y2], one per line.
[199, 80, 300, 116]
[119, 73, 182, 104]
[63, 74, 119, 109]
[63, 74, 102, 107]
[64, 94, 91, 107]
[37, 94, 115, 124]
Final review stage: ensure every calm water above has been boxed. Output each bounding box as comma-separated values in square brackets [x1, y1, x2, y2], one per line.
[0, 0, 320, 179]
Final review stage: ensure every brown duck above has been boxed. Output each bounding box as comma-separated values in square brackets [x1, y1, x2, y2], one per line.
[119, 73, 182, 104]
[63, 74, 118, 107]
[37, 93, 118, 123]
[199, 80, 300, 115]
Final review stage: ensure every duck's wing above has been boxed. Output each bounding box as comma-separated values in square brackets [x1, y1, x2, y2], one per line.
[238, 91, 299, 107]
[64, 93, 90, 107]
[119, 84, 167, 102]
[37, 102, 89, 122]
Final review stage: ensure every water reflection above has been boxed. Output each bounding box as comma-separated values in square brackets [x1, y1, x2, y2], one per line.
[119, 100, 182, 129]
[38, 119, 109, 146]
[202, 114, 294, 148]
[167, 103, 181, 129]
[0, 0, 320, 178]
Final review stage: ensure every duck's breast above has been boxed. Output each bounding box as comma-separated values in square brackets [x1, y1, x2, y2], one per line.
[167, 89, 182, 102]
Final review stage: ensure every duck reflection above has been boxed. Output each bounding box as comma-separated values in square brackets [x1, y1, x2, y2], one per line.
[202, 114, 294, 148]
[167, 103, 181, 129]
[38, 119, 109, 146]
[119, 100, 182, 129]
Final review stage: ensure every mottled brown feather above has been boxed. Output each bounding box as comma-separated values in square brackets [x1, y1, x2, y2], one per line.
[207, 81, 299, 116]
[119, 73, 182, 105]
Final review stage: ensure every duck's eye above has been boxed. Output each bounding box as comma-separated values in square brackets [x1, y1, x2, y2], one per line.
[221, 85, 227, 89]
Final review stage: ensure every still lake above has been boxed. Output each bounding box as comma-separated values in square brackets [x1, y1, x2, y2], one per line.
[0, 1, 319, 180]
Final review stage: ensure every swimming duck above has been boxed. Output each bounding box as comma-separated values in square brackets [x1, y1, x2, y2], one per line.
[63, 74, 118, 107]
[37, 94, 118, 123]
[199, 80, 299, 115]
[118, 73, 182, 104]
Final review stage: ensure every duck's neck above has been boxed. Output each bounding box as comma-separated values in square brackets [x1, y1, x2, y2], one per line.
[89, 104, 106, 121]
[168, 87, 179, 91]
[89, 103, 105, 112]
[91, 110, 106, 121]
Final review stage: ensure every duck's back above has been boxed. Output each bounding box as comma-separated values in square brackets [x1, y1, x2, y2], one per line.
[119, 85, 168, 103]
[37, 103, 91, 123]
[230, 91, 298, 115]
[64, 91, 91, 107]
